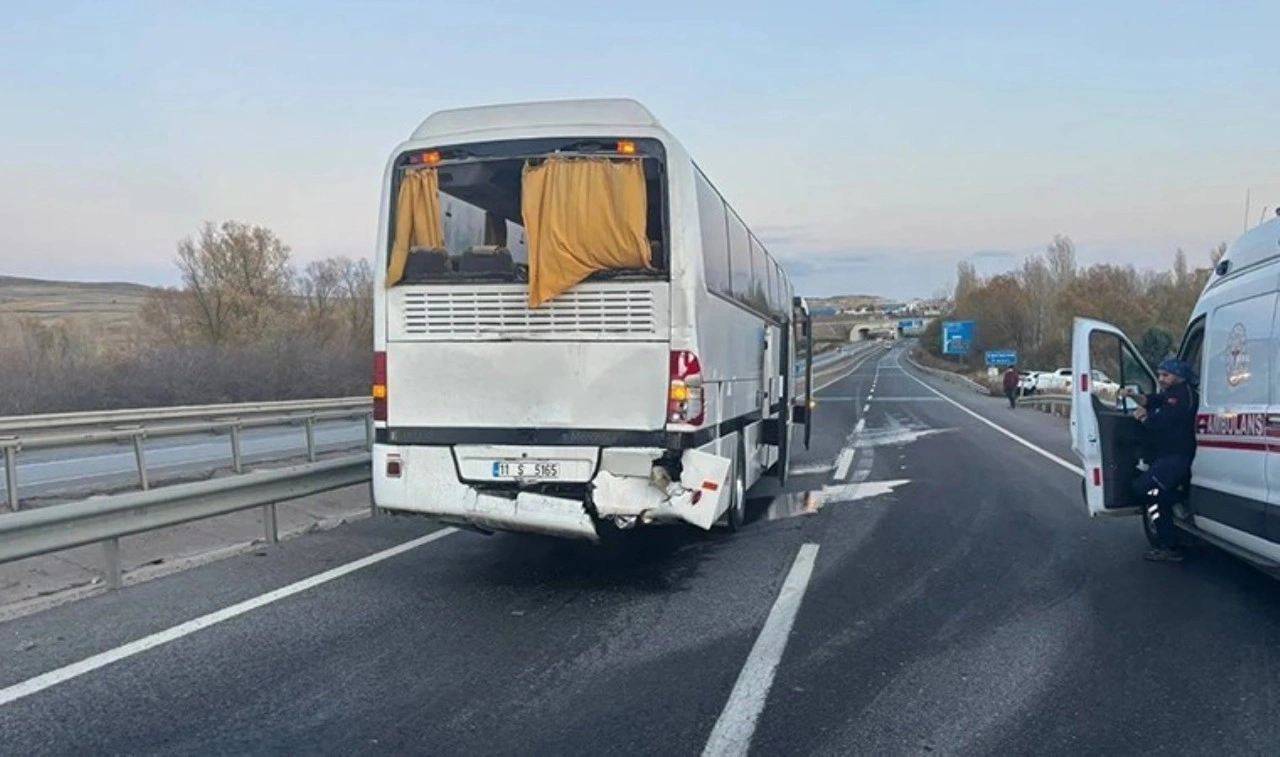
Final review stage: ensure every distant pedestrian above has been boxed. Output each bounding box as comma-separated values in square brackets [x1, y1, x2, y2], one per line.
[1002, 366, 1020, 409]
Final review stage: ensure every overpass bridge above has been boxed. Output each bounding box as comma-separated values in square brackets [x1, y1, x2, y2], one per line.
[812, 315, 935, 342]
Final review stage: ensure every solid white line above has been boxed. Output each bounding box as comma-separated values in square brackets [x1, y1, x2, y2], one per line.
[702, 543, 820, 757]
[833, 448, 855, 480]
[898, 355, 1084, 476]
[0, 528, 459, 708]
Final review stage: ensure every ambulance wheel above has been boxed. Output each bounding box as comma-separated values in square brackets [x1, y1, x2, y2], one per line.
[725, 443, 747, 532]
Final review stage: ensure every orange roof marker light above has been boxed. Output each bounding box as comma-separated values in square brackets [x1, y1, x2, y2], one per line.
[616, 140, 637, 155]
[409, 150, 442, 165]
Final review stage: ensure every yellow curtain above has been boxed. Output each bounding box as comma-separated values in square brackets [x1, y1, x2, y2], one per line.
[386, 168, 445, 288]
[522, 157, 650, 307]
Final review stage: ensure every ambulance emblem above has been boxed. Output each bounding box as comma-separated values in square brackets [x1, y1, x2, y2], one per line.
[1226, 323, 1249, 387]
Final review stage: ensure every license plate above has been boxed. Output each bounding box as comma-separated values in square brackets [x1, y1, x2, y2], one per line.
[491, 460, 563, 480]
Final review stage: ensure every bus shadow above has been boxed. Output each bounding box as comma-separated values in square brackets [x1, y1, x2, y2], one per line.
[466, 476, 811, 592]
[473, 527, 713, 593]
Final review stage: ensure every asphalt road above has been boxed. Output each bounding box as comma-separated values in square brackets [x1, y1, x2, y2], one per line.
[13, 420, 367, 499]
[3, 344, 1280, 755]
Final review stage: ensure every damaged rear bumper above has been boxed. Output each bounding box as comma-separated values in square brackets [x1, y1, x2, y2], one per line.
[372, 444, 731, 540]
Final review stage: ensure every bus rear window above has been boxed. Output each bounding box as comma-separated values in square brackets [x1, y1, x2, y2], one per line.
[386, 138, 668, 300]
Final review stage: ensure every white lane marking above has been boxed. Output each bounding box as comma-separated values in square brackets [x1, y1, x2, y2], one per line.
[833, 448, 855, 481]
[897, 354, 1084, 476]
[862, 404, 871, 413]
[0, 528, 459, 708]
[790, 463, 837, 475]
[822, 478, 910, 502]
[854, 418, 866, 434]
[850, 442, 876, 482]
[869, 396, 945, 402]
[702, 543, 820, 757]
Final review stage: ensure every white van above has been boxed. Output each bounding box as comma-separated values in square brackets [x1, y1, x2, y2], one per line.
[1071, 215, 1280, 574]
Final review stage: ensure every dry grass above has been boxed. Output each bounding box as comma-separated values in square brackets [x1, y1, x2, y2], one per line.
[0, 275, 153, 346]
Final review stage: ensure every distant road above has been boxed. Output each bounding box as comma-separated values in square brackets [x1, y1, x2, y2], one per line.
[13, 420, 366, 500]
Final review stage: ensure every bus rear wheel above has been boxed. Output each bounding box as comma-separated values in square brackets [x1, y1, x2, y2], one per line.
[725, 443, 747, 532]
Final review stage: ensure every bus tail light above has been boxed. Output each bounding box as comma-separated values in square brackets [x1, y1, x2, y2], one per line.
[373, 351, 387, 422]
[669, 350, 705, 426]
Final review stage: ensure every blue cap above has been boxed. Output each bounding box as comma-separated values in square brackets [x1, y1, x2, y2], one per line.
[1157, 358, 1195, 383]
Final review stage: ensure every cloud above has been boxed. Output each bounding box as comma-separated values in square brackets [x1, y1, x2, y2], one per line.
[969, 249, 1016, 260]
[776, 245, 1045, 300]
[754, 224, 819, 249]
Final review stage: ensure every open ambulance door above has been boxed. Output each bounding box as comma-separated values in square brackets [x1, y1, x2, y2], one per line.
[1070, 317, 1158, 517]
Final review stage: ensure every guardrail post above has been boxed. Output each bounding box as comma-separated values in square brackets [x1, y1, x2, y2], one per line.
[3, 441, 19, 511]
[102, 538, 122, 590]
[305, 417, 317, 462]
[364, 416, 374, 450]
[263, 503, 279, 544]
[230, 424, 244, 474]
[131, 431, 149, 490]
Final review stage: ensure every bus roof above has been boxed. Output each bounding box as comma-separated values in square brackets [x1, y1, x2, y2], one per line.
[410, 98, 662, 142]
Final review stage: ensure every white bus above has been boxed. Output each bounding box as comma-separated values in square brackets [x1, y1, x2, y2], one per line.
[371, 98, 816, 541]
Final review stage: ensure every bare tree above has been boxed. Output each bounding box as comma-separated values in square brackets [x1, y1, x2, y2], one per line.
[954, 261, 979, 309]
[1019, 254, 1052, 362]
[175, 221, 294, 346]
[337, 257, 374, 344]
[1045, 234, 1077, 285]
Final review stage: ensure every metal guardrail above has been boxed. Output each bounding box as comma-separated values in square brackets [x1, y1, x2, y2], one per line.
[0, 454, 372, 589]
[0, 397, 370, 435]
[902, 353, 991, 394]
[1018, 394, 1071, 418]
[796, 342, 887, 393]
[0, 398, 373, 511]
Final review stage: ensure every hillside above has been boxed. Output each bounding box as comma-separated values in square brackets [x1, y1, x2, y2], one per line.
[807, 294, 887, 310]
[0, 275, 154, 345]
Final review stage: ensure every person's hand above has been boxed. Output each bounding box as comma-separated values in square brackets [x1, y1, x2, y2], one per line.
[1117, 386, 1134, 400]
[1133, 406, 1148, 422]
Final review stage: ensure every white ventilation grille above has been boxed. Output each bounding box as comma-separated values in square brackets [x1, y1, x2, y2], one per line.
[399, 285, 660, 338]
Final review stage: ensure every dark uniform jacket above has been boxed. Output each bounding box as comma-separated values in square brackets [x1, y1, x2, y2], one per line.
[1140, 382, 1198, 461]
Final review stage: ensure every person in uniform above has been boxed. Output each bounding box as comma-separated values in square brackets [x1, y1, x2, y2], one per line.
[1118, 358, 1198, 562]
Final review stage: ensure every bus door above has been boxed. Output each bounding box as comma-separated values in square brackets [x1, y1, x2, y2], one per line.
[774, 299, 814, 484]
[797, 301, 814, 451]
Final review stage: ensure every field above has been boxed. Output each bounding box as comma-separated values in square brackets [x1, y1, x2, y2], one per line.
[0, 275, 153, 346]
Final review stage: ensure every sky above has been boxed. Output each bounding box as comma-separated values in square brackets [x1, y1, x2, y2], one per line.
[2, 0, 1279, 300]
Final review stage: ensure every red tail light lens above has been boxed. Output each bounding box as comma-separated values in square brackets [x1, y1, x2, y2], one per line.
[668, 350, 705, 426]
[373, 351, 387, 422]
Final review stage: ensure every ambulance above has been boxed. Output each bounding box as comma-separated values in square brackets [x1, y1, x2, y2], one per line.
[1071, 213, 1280, 574]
